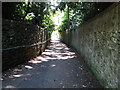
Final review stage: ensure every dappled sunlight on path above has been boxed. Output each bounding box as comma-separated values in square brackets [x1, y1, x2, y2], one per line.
[27, 41, 77, 65]
[2, 41, 102, 88]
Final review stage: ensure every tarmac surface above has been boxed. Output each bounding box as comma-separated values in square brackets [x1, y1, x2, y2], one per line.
[2, 41, 102, 88]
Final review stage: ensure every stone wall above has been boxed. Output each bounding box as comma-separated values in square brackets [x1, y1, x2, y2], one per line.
[2, 20, 51, 71]
[61, 3, 119, 88]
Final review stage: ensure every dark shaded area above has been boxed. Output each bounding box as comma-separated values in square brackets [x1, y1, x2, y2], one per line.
[83, 2, 114, 21]
[2, 2, 17, 20]
[2, 20, 50, 71]
[2, 2, 49, 26]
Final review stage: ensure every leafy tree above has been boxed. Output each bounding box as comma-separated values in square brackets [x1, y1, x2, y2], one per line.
[2, 2, 55, 32]
[42, 5, 55, 33]
[57, 2, 113, 31]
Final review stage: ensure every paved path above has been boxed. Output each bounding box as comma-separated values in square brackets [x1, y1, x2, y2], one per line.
[2, 41, 102, 88]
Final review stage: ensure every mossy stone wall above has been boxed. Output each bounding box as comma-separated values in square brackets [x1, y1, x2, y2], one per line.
[61, 3, 119, 88]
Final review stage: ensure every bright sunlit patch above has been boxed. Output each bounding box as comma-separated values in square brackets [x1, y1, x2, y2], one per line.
[57, 55, 76, 60]
[8, 75, 14, 79]
[52, 10, 64, 26]
[36, 56, 48, 62]
[64, 48, 70, 50]
[56, 47, 63, 50]
[45, 49, 52, 52]
[13, 74, 23, 78]
[42, 52, 76, 56]
[51, 64, 56, 67]
[51, 30, 60, 42]
[25, 65, 33, 69]
[5, 85, 16, 88]
[14, 69, 22, 72]
[44, 54, 76, 60]
[29, 60, 42, 64]
[28, 56, 49, 64]
[0, 78, 3, 81]
[50, 0, 58, 9]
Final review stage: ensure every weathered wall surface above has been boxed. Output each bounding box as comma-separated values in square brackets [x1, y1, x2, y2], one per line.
[2, 20, 51, 71]
[61, 3, 119, 88]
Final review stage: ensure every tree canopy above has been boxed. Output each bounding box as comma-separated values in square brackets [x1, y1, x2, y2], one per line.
[56, 2, 113, 31]
[2, 2, 55, 32]
[2, 2, 113, 32]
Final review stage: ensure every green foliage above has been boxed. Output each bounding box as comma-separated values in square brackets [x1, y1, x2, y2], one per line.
[57, 2, 113, 31]
[13, 2, 47, 24]
[58, 2, 94, 31]
[25, 13, 35, 20]
[2, 2, 113, 34]
[42, 9, 55, 33]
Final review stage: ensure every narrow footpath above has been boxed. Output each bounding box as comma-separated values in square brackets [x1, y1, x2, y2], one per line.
[2, 41, 102, 88]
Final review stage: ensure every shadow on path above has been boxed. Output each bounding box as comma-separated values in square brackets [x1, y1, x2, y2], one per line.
[2, 41, 102, 88]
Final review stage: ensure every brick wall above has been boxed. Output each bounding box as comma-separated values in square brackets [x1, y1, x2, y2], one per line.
[2, 20, 51, 71]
